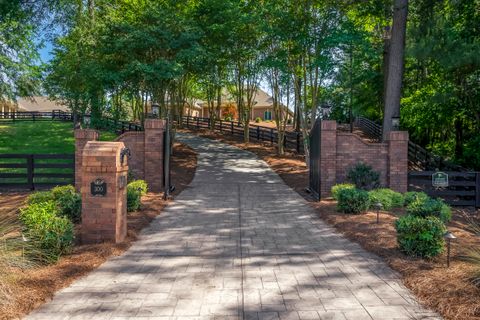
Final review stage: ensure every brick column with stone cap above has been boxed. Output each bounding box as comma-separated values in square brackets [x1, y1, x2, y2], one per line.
[387, 131, 409, 193]
[144, 119, 166, 192]
[81, 141, 128, 244]
[75, 129, 99, 192]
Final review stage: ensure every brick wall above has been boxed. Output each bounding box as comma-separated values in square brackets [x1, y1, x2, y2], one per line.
[317, 121, 408, 198]
[115, 132, 145, 180]
[75, 119, 166, 193]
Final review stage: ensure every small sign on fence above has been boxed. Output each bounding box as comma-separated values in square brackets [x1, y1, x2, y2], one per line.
[432, 171, 449, 188]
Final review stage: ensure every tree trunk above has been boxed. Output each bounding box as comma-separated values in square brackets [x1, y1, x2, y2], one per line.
[382, 0, 408, 141]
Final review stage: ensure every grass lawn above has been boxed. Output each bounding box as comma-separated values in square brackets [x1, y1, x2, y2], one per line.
[0, 121, 117, 186]
[0, 121, 117, 154]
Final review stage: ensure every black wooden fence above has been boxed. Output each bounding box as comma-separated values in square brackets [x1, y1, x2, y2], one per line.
[182, 116, 304, 153]
[0, 111, 143, 133]
[408, 171, 480, 207]
[0, 154, 75, 190]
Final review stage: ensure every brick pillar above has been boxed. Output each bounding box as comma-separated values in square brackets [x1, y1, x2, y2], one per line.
[75, 129, 99, 192]
[320, 121, 337, 198]
[144, 119, 166, 192]
[81, 141, 128, 244]
[387, 131, 409, 193]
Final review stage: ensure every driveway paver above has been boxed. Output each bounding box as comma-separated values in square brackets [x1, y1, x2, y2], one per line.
[24, 133, 440, 320]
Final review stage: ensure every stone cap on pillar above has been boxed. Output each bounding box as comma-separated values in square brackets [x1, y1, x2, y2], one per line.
[82, 141, 128, 171]
[144, 119, 166, 129]
[75, 129, 99, 140]
[387, 131, 409, 141]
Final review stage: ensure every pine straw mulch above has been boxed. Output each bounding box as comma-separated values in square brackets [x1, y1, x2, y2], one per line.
[181, 127, 480, 320]
[0, 142, 197, 320]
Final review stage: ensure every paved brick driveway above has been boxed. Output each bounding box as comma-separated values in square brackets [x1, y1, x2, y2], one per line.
[25, 133, 440, 320]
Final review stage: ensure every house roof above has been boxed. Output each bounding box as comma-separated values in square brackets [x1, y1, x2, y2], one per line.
[17, 96, 69, 112]
[197, 88, 277, 108]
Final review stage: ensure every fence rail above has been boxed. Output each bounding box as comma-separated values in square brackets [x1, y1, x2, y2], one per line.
[0, 110, 143, 133]
[0, 154, 75, 190]
[408, 171, 480, 207]
[182, 116, 304, 153]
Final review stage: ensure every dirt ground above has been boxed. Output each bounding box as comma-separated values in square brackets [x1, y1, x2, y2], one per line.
[0, 142, 197, 320]
[182, 127, 480, 320]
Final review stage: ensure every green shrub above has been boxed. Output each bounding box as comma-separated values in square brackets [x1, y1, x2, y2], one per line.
[368, 188, 404, 210]
[395, 215, 446, 258]
[127, 188, 141, 212]
[27, 191, 54, 205]
[255, 117, 262, 123]
[331, 183, 355, 200]
[224, 116, 232, 122]
[406, 197, 452, 223]
[346, 162, 380, 190]
[336, 188, 370, 214]
[19, 201, 74, 263]
[127, 180, 148, 196]
[404, 191, 429, 206]
[51, 185, 82, 223]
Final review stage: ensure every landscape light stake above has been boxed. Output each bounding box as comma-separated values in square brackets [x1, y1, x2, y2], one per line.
[373, 202, 383, 224]
[444, 231, 457, 268]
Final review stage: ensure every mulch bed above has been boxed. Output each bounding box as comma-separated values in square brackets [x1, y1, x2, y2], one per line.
[0, 142, 197, 320]
[182, 127, 480, 320]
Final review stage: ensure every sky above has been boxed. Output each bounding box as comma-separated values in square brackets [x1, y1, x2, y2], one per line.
[38, 39, 53, 63]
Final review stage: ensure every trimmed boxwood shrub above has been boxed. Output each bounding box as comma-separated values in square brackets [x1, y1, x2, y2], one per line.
[406, 197, 452, 223]
[336, 188, 370, 214]
[331, 183, 355, 200]
[255, 117, 262, 123]
[19, 201, 74, 263]
[368, 188, 404, 210]
[51, 185, 82, 223]
[127, 180, 148, 212]
[404, 191, 429, 206]
[27, 186, 81, 223]
[127, 180, 148, 196]
[395, 215, 446, 258]
[346, 162, 380, 190]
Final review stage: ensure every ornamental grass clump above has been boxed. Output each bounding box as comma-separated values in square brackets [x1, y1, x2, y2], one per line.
[368, 188, 404, 210]
[336, 188, 370, 214]
[331, 183, 355, 200]
[395, 215, 446, 258]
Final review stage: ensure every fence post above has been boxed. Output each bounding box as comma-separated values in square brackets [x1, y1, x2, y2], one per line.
[270, 128, 274, 144]
[27, 155, 34, 190]
[220, 120, 223, 133]
[476, 173, 480, 208]
[12, 113, 15, 122]
[296, 132, 300, 153]
[196, 117, 199, 129]
[231, 121, 234, 135]
[256, 126, 260, 140]
[187, 115, 190, 127]
[33, 113, 36, 122]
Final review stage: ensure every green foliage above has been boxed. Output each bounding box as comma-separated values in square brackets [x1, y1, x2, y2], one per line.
[346, 163, 380, 191]
[368, 188, 404, 211]
[395, 215, 446, 258]
[336, 188, 370, 214]
[127, 180, 148, 196]
[404, 191, 429, 206]
[27, 191, 54, 205]
[51, 185, 82, 223]
[406, 197, 452, 223]
[126, 180, 148, 212]
[19, 201, 74, 263]
[255, 117, 262, 123]
[331, 183, 355, 200]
